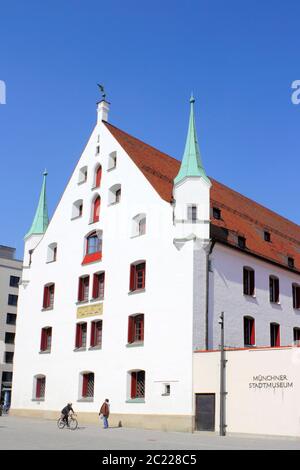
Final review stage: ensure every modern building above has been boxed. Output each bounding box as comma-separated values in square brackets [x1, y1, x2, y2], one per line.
[11, 96, 300, 434]
[0, 245, 22, 408]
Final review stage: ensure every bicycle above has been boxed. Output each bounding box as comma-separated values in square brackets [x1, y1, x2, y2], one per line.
[57, 413, 78, 430]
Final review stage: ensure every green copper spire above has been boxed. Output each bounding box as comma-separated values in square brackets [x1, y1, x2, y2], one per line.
[174, 95, 210, 185]
[25, 170, 49, 238]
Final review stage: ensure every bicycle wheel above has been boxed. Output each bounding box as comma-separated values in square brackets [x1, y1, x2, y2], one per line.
[57, 418, 65, 429]
[69, 417, 78, 430]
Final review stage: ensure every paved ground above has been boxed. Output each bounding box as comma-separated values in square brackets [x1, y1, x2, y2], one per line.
[0, 415, 299, 450]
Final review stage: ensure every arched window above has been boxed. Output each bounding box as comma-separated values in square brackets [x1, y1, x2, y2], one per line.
[132, 214, 146, 237]
[72, 200, 83, 219]
[128, 314, 144, 344]
[95, 165, 102, 188]
[34, 374, 46, 400]
[92, 196, 101, 223]
[108, 151, 117, 170]
[80, 371, 94, 399]
[82, 231, 102, 265]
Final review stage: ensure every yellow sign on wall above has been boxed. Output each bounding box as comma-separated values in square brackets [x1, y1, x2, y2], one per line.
[77, 303, 103, 319]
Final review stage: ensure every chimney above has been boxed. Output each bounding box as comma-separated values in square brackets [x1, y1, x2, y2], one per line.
[97, 100, 110, 123]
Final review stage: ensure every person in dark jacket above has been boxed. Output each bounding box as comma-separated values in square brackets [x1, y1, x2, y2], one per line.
[99, 399, 110, 429]
[61, 402, 74, 427]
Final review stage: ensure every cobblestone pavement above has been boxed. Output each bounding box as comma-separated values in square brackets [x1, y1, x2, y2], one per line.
[0, 415, 299, 450]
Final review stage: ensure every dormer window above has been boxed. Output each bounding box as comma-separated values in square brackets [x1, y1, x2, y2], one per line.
[238, 236, 246, 249]
[264, 231, 271, 242]
[213, 207, 221, 220]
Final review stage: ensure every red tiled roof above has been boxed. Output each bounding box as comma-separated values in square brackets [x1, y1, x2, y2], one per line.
[105, 121, 300, 273]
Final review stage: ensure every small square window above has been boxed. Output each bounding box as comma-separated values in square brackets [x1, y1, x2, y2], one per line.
[288, 257, 294, 269]
[213, 207, 221, 220]
[264, 231, 271, 242]
[162, 384, 170, 396]
[10, 276, 20, 288]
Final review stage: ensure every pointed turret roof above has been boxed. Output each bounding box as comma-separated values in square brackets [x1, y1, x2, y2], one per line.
[174, 95, 210, 185]
[25, 171, 49, 239]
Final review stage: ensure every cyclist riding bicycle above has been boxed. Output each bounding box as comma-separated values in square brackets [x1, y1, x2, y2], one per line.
[61, 402, 75, 428]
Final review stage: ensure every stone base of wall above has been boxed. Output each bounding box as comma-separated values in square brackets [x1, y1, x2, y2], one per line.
[10, 408, 194, 433]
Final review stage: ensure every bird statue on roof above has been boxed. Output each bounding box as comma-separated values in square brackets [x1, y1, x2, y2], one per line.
[97, 84, 106, 100]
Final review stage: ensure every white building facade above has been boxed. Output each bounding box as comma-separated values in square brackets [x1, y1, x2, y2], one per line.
[11, 97, 300, 434]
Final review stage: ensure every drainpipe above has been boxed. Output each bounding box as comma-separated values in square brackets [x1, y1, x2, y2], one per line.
[205, 240, 215, 350]
[219, 311, 227, 436]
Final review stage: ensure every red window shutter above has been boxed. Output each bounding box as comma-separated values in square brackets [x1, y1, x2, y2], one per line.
[82, 374, 88, 397]
[128, 316, 134, 343]
[130, 265, 135, 291]
[40, 329, 45, 351]
[250, 319, 255, 345]
[78, 278, 83, 301]
[140, 316, 144, 341]
[131, 372, 137, 399]
[36, 379, 41, 398]
[75, 324, 81, 348]
[95, 166, 102, 187]
[43, 286, 49, 308]
[91, 322, 96, 347]
[92, 274, 98, 299]
[93, 197, 100, 223]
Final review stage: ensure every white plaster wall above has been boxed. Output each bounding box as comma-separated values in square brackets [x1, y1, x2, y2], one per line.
[209, 243, 300, 349]
[12, 117, 195, 417]
[193, 347, 300, 436]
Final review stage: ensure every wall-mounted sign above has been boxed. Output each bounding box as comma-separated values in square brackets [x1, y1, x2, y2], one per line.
[249, 375, 293, 390]
[77, 303, 103, 319]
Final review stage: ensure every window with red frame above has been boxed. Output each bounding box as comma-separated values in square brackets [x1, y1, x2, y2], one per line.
[270, 323, 280, 347]
[90, 320, 102, 348]
[36, 376, 46, 400]
[129, 262, 146, 292]
[128, 314, 144, 344]
[82, 372, 94, 398]
[40, 327, 52, 352]
[43, 284, 55, 309]
[294, 327, 300, 345]
[95, 166, 102, 188]
[92, 272, 105, 300]
[78, 276, 90, 302]
[92, 196, 101, 223]
[244, 317, 255, 346]
[130, 370, 145, 399]
[75, 323, 87, 349]
[82, 232, 102, 265]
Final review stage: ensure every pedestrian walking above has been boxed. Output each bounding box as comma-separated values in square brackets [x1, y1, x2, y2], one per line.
[99, 399, 110, 429]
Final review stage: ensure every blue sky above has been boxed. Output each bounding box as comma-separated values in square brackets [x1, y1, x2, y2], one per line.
[1, 0, 300, 258]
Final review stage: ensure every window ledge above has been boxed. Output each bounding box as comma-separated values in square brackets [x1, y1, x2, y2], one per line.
[90, 297, 104, 303]
[76, 300, 89, 306]
[91, 186, 100, 191]
[161, 393, 171, 397]
[88, 345, 102, 351]
[73, 347, 87, 352]
[130, 234, 146, 239]
[39, 350, 51, 355]
[41, 307, 54, 312]
[77, 180, 87, 186]
[126, 399, 145, 404]
[126, 342, 144, 348]
[128, 289, 146, 296]
[46, 260, 57, 264]
[71, 215, 83, 221]
[77, 398, 94, 403]
[107, 166, 116, 172]
[32, 398, 45, 402]
[108, 201, 120, 207]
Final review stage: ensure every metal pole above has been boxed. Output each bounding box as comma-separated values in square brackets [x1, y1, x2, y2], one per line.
[219, 312, 227, 436]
